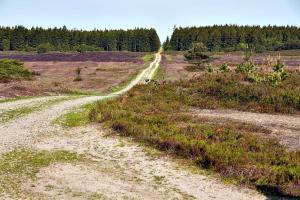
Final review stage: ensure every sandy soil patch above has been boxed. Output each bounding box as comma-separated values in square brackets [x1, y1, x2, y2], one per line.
[29, 125, 266, 200]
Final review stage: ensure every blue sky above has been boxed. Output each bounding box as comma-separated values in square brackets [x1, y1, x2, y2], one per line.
[0, 0, 299, 41]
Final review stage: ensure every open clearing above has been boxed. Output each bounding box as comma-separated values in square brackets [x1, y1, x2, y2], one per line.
[0, 51, 268, 199]
[0, 52, 147, 97]
[1, 50, 300, 199]
[0, 52, 161, 154]
[160, 50, 300, 81]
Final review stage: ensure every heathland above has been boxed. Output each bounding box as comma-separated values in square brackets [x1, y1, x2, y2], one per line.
[0, 25, 300, 199]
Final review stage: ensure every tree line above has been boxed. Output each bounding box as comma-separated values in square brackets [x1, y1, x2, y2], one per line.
[166, 25, 300, 52]
[0, 26, 161, 52]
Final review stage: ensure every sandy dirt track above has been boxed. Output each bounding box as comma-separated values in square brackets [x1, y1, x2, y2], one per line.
[0, 52, 161, 154]
[26, 125, 266, 200]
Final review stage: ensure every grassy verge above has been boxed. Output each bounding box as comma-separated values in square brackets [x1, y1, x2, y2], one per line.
[54, 102, 98, 127]
[142, 54, 155, 62]
[0, 149, 78, 197]
[88, 81, 300, 197]
[152, 65, 164, 81]
[0, 96, 78, 123]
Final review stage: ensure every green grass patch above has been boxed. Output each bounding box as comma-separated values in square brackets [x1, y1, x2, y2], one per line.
[0, 59, 32, 83]
[89, 80, 300, 197]
[55, 103, 97, 127]
[0, 149, 78, 196]
[142, 54, 155, 62]
[152, 65, 164, 81]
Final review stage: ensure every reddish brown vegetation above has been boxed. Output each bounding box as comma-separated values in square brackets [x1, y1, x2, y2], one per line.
[0, 52, 146, 97]
[0, 52, 145, 63]
[161, 50, 300, 81]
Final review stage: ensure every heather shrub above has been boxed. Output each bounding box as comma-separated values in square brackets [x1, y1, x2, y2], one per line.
[73, 67, 82, 82]
[0, 59, 32, 82]
[89, 81, 300, 197]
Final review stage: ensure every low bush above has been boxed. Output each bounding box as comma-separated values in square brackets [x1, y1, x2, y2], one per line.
[0, 59, 32, 82]
[73, 67, 82, 82]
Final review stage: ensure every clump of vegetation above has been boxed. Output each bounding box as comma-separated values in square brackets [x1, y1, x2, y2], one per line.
[219, 63, 229, 73]
[89, 82, 300, 197]
[207, 65, 214, 73]
[0, 59, 32, 82]
[0, 39, 10, 51]
[211, 49, 290, 87]
[184, 42, 212, 70]
[37, 43, 53, 54]
[55, 103, 97, 127]
[73, 67, 82, 82]
[235, 49, 256, 74]
[268, 59, 289, 86]
[162, 36, 172, 51]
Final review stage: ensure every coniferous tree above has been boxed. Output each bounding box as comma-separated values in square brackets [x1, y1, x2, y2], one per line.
[169, 25, 300, 52]
[0, 26, 161, 52]
[163, 37, 172, 51]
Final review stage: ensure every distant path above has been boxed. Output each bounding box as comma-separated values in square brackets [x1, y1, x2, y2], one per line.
[192, 109, 300, 150]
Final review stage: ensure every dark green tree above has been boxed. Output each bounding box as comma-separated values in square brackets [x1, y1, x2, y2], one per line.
[184, 42, 212, 69]
[169, 25, 300, 52]
[163, 37, 172, 51]
[0, 26, 161, 52]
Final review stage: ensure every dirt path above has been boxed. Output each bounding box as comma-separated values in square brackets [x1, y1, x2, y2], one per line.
[0, 51, 268, 199]
[192, 109, 300, 150]
[26, 125, 266, 200]
[0, 52, 162, 154]
[0, 96, 67, 114]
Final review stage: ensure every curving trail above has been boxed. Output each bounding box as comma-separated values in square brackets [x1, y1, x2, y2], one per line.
[29, 125, 266, 200]
[0, 51, 267, 200]
[0, 96, 68, 114]
[0, 52, 162, 154]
